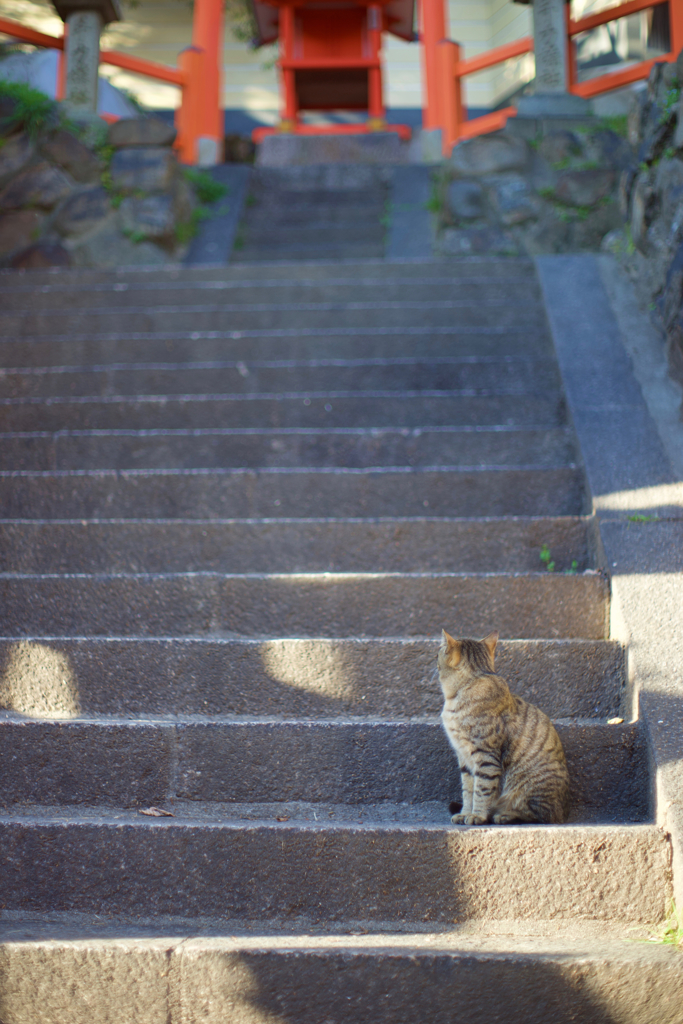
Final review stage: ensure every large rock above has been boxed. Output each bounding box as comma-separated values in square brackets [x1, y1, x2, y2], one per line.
[119, 193, 175, 243]
[586, 129, 634, 172]
[11, 240, 70, 270]
[52, 187, 113, 239]
[0, 133, 35, 190]
[450, 132, 529, 177]
[0, 210, 42, 258]
[0, 94, 21, 139]
[0, 162, 73, 213]
[655, 157, 683, 221]
[439, 225, 518, 256]
[570, 200, 622, 250]
[109, 147, 176, 193]
[107, 117, 177, 149]
[40, 129, 102, 184]
[71, 222, 172, 268]
[446, 180, 485, 221]
[488, 176, 538, 226]
[631, 172, 654, 252]
[538, 131, 581, 166]
[553, 168, 615, 207]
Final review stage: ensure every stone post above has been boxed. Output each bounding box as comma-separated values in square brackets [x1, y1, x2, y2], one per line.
[515, 0, 591, 118]
[51, 0, 122, 116]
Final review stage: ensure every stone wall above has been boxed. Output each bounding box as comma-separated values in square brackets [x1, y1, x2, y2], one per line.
[434, 122, 632, 258]
[612, 51, 683, 388]
[0, 99, 197, 270]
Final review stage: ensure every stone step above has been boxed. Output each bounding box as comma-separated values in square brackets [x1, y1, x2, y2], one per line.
[238, 223, 386, 243]
[0, 300, 549, 337]
[0, 426, 575, 472]
[0, 276, 543, 312]
[0, 258, 540, 294]
[0, 570, 608, 639]
[0, 810, 668, 925]
[0, 328, 557, 369]
[0, 515, 590, 573]
[1, 924, 681, 1024]
[236, 243, 386, 261]
[0, 359, 562, 402]
[0, 636, 624, 719]
[0, 393, 567, 433]
[0, 257, 538, 290]
[0, 718, 645, 819]
[0, 467, 586, 518]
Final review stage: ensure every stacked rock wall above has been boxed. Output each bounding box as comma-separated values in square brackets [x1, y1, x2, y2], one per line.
[616, 51, 683, 386]
[435, 124, 631, 258]
[0, 99, 196, 269]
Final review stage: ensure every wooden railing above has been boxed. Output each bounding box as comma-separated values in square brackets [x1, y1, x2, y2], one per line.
[431, 0, 683, 155]
[0, 12, 217, 163]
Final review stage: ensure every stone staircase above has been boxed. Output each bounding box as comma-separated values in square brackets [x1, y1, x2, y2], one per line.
[0, 257, 680, 1023]
[234, 166, 388, 261]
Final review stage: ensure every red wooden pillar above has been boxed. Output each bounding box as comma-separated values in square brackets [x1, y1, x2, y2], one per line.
[175, 45, 206, 164]
[279, 4, 298, 130]
[438, 38, 461, 156]
[420, 0, 448, 131]
[190, 0, 224, 162]
[670, 0, 683, 59]
[367, 3, 385, 127]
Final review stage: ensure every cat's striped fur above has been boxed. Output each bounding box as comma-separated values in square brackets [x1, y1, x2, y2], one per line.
[437, 630, 570, 826]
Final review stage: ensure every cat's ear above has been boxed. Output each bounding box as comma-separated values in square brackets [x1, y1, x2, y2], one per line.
[441, 630, 461, 667]
[482, 631, 499, 663]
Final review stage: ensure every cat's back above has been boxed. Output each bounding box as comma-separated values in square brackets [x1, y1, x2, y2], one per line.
[502, 691, 570, 818]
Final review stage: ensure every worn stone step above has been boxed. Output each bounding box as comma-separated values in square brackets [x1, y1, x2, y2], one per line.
[0, 426, 575, 472]
[0, 276, 542, 312]
[0, 257, 538, 291]
[239, 223, 385, 243]
[0, 810, 669, 925]
[1, 924, 681, 1024]
[0, 717, 646, 819]
[0, 515, 591, 573]
[0, 393, 567, 433]
[0, 636, 624, 719]
[0, 299, 549, 337]
[0, 571, 608, 639]
[0, 328, 556, 369]
[0, 467, 586, 519]
[236, 243, 387, 261]
[0, 359, 562, 402]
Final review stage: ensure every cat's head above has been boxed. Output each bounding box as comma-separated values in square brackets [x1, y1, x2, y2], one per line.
[437, 630, 498, 698]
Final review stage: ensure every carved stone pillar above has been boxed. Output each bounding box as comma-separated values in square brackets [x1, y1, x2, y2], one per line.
[515, 0, 591, 118]
[52, 0, 122, 115]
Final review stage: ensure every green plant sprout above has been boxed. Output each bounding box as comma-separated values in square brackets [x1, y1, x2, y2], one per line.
[0, 80, 55, 137]
[539, 544, 555, 573]
[183, 168, 228, 204]
[627, 514, 660, 523]
[649, 900, 683, 950]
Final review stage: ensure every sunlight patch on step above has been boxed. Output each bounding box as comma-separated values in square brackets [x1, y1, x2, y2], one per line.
[594, 483, 683, 514]
[0, 641, 80, 719]
[259, 639, 357, 700]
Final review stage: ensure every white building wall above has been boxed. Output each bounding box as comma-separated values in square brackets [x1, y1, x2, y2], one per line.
[0, 0, 539, 116]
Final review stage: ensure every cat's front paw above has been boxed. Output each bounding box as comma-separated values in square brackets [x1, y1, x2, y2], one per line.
[492, 813, 516, 824]
[451, 813, 487, 826]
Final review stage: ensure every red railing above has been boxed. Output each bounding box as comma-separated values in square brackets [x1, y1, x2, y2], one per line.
[428, 0, 683, 156]
[0, 5, 222, 164]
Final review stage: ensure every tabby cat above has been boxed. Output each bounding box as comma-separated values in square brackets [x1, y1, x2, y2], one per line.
[437, 630, 570, 825]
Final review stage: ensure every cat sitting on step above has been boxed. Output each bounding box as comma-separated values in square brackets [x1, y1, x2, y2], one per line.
[437, 630, 570, 826]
